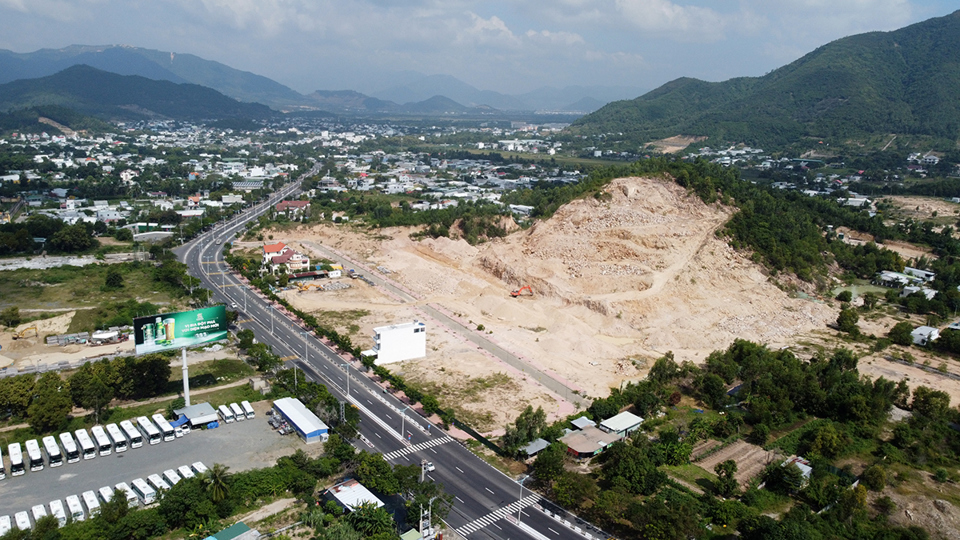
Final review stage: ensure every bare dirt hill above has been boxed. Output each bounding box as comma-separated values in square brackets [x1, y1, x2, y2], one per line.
[276, 175, 835, 404]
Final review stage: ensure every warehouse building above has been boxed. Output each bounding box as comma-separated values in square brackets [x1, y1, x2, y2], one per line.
[273, 397, 329, 443]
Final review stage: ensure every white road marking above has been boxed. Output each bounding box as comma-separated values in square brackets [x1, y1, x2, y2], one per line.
[456, 497, 465, 504]
[485, 487, 494, 494]
[456, 466, 464, 473]
[548, 528, 559, 535]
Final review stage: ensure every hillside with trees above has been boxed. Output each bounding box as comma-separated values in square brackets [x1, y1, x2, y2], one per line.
[571, 9, 960, 148]
[0, 65, 277, 121]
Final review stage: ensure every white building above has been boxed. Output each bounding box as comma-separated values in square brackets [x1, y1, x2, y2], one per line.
[364, 321, 426, 365]
[912, 326, 940, 346]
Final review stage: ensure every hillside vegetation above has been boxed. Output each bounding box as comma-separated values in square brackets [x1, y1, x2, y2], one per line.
[572, 10, 960, 148]
[0, 65, 277, 121]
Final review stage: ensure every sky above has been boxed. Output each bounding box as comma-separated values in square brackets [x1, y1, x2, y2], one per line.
[0, 0, 957, 96]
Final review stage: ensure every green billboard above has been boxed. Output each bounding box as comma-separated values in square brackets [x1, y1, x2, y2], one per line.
[134, 305, 228, 355]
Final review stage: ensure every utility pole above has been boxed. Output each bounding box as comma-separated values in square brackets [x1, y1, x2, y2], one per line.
[401, 406, 409, 441]
[341, 363, 350, 397]
[517, 474, 529, 526]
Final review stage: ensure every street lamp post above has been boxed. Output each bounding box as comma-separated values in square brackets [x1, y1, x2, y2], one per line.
[517, 474, 530, 526]
[341, 363, 350, 397]
[300, 331, 308, 365]
[270, 306, 275, 334]
[401, 406, 409, 440]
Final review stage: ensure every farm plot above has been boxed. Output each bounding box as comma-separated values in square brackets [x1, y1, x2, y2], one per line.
[695, 440, 782, 487]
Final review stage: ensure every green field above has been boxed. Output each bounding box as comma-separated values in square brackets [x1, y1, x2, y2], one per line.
[0, 263, 179, 313]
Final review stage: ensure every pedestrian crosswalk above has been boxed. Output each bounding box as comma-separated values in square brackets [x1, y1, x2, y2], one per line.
[383, 436, 453, 460]
[457, 495, 541, 536]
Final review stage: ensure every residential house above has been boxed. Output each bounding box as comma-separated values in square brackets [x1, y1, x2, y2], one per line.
[275, 200, 311, 219]
[912, 326, 940, 346]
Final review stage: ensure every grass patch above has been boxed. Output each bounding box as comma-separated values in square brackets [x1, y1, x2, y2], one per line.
[168, 358, 254, 386]
[663, 463, 716, 493]
[0, 262, 180, 313]
[409, 372, 517, 431]
[309, 309, 370, 337]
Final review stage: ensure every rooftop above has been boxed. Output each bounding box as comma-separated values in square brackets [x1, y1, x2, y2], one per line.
[273, 397, 328, 437]
[599, 411, 644, 433]
[328, 479, 384, 510]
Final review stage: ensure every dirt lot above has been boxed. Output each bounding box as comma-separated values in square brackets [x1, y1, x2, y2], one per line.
[261, 175, 837, 424]
[647, 135, 707, 154]
[695, 440, 781, 487]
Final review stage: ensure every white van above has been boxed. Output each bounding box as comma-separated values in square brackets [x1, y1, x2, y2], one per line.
[65, 495, 85, 522]
[131, 478, 157, 505]
[97, 486, 114, 504]
[82, 491, 100, 517]
[115, 482, 138, 508]
[230, 402, 245, 421]
[31, 504, 47, 524]
[217, 405, 235, 424]
[49, 500, 67, 527]
[147, 474, 170, 492]
[59, 432, 80, 464]
[162, 469, 181, 486]
[191, 461, 208, 475]
[14, 512, 30, 531]
[177, 465, 195, 480]
[0, 515, 10, 535]
[241, 400, 256, 419]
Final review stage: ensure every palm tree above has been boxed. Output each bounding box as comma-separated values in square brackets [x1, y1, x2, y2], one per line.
[202, 463, 231, 502]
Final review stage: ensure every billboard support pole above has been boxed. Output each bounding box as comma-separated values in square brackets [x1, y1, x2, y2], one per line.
[182, 347, 191, 407]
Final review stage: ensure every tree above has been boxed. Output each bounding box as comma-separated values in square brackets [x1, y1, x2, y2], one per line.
[28, 372, 72, 433]
[862, 465, 886, 491]
[203, 463, 232, 502]
[837, 308, 860, 334]
[699, 373, 727, 410]
[715, 459, 739, 497]
[346, 502, 394, 536]
[49, 223, 98, 252]
[889, 321, 915, 346]
[114, 228, 134, 241]
[104, 266, 125, 289]
[553, 471, 597, 510]
[836, 290, 853, 302]
[861, 292, 879, 310]
[533, 442, 566, 483]
[355, 452, 399, 494]
[0, 306, 21, 327]
[158, 478, 218, 530]
[69, 365, 114, 423]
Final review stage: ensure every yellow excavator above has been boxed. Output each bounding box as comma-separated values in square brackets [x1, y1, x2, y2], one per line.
[297, 282, 323, 292]
[12, 327, 37, 340]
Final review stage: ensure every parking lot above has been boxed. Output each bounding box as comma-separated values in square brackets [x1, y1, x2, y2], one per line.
[0, 400, 303, 515]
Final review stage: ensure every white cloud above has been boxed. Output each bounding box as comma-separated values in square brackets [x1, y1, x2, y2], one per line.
[613, 0, 730, 41]
[525, 29, 585, 46]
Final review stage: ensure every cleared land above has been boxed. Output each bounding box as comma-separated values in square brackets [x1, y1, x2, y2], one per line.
[260, 175, 837, 427]
[696, 440, 781, 488]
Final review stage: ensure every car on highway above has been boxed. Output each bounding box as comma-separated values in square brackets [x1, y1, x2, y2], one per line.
[230, 302, 238, 308]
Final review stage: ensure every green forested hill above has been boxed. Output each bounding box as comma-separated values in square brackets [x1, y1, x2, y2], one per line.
[0, 65, 277, 121]
[572, 10, 960, 147]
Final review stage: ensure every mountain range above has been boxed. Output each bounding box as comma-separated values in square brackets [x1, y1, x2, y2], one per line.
[0, 45, 640, 113]
[0, 65, 276, 121]
[572, 9, 960, 147]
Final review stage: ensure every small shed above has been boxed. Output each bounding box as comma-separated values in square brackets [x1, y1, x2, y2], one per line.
[174, 402, 219, 427]
[599, 411, 644, 437]
[911, 326, 940, 346]
[327, 479, 384, 511]
[521, 438, 550, 457]
[203, 522, 260, 540]
[570, 416, 596, 430]
[273, 397, 329, 443]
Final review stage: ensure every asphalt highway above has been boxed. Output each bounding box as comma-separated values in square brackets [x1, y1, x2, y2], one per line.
[174, 173, 607, 540]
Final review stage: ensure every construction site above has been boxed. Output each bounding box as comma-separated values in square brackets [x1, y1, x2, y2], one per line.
[254, 175, 838, 430]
